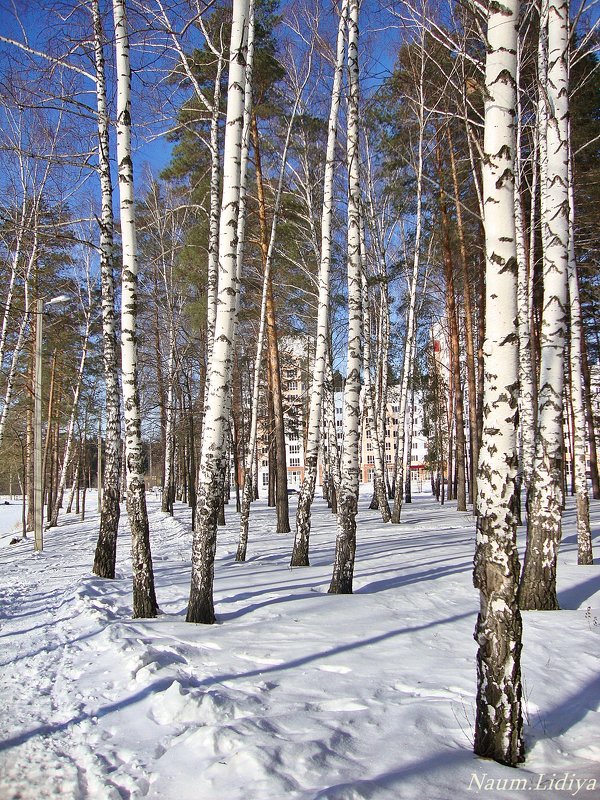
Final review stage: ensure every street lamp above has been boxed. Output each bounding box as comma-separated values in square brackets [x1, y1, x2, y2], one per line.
[34, 294, 69, 553]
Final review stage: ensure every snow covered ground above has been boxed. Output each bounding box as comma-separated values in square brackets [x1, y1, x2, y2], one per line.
[0, 491, 598, 799]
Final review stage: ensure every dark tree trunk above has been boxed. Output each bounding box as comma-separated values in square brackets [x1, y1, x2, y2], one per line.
[251, 113, 290, 533]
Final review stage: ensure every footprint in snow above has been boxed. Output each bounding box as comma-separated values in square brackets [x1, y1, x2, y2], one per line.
[316, 698, 369, 712]
[317, 665, 352, 674]
[235, 653, 284, 666]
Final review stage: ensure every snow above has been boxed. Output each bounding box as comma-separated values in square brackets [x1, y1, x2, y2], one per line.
[0, 492, 599, 799]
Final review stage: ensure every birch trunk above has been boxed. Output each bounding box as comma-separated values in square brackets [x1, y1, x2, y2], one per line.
[581, 334, 600, 500]
[113, 0, 157, 618]
[205, 52, 224, 362]
[49, 306, 91, 528]
[329, 0, 362, 595]
[473, 0, 524, 766]
[187, 0, 249, 624]
[360, 219, 390, 522]
[93, 0, 122, 579]
[162, 332, 177, 515]
[325, 357, 341, 514]
[0, 286, 32, 450]
[514, 32, 536, 504]
[519, 0, 570, 611]
[292, 0, 348, 566]
[390, 68, 425, 523]
[566, 127, 592, 565]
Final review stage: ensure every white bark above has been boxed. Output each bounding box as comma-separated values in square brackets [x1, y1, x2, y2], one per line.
[0, 280, 33, 451]
[473, 0, 524, 766]
[49, 279, 92, 528]
[566, 123, 592, 565]
[329, 0, 362, 595]
[162, 332, 177, 514]
[93, 0, 122, 580]
[206, 51, 225, 362]
[391, 49, 425, 523]
[291, 0, 348, 567]
[113, 0, 157, 618]
[514, 35, 535, 495]
[360, 216, 390, 522]
[187, 0, 249, 625]
[520, 0, 570, 611]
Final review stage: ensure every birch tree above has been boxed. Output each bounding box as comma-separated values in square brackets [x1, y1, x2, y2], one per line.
[473, 0, 524, 766]
[390, 29, 427, 524]
[566, 126, 592, 565]
[113, 0, 158, 618]
[519, 0, 570, 611]
[187, 0, 250, 625]
[329, 0, 362, 596]
[291, 0, 348, 567]
[48, 257, 93, 528]
[93, 0, 122, 580]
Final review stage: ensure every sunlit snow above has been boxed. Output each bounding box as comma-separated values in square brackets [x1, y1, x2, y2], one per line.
[0, 490, 598, 799]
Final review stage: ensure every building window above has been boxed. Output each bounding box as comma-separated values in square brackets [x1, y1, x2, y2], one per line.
[367, 454, 375, 465]
[385, 441, 391, 450]
[367, 441, 373, 451]
[285, 369, 296, 378]
[385, 454, 392, 463]
[261, 459, 268, 467]
[288, 381, 298, 391]
[366, 428, 372, 438]
[290, 457, 300, 467]
[336, 419, 343, 427]
[290, 444, 300, 454]
[262, 473, 269, 486]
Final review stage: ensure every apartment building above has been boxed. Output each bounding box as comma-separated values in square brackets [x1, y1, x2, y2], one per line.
[254, 335, 430, 496]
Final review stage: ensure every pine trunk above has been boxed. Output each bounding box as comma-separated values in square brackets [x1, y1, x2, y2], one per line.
[250, 114, 290, 533]
[438, 144, 467, 512]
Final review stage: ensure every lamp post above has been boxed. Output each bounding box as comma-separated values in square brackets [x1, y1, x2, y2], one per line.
[33, 294, 69, 553]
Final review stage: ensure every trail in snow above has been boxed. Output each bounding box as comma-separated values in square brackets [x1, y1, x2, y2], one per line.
[0, 492, 599, 799]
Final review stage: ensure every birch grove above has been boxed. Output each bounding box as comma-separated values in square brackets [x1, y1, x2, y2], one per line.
[0, 2, 597, 774]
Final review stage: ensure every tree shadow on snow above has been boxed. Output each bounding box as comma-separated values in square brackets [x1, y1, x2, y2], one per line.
[528, 672, 600, 742]
[558, 574, 600, 609]
[0, 677, 175, 753]
[312, 748, 477, 798]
